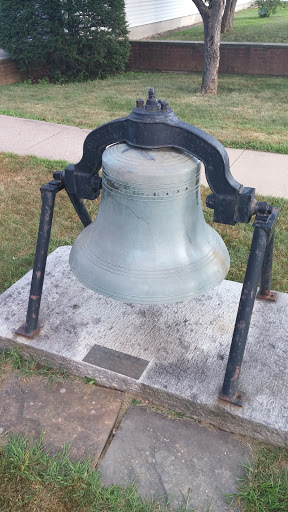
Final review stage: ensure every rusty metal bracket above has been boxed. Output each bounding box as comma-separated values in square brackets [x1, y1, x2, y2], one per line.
[63, 88, 257, 225]
[219, 206, 279, 406]
[16, 174, 92, 338]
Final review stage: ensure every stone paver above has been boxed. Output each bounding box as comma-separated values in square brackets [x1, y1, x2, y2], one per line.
[0, 371, 123, 461]
[99, 406, 252, 512]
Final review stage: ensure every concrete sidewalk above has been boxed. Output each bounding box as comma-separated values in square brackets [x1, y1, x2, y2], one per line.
[0, 114, 287, 198]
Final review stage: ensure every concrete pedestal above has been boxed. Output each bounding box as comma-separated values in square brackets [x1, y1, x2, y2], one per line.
[0, 247, 287, 445]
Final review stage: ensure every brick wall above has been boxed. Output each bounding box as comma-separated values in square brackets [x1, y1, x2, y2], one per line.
[1, 41, 287, 85]
[0, 59, 23, 85]
[127, 41, 288, 76]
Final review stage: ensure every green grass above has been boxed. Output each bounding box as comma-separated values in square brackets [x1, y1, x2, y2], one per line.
[0, 434, 183, 512]
[0, 348, 99, 392]
[0, 432, 287, 512]
[1, 152, 288, 295]
[0, 153, 100, 293]
[0, 72, 287, 154]
[159, 5, 288, 43]
[203, 187, 288, 293]
[227, 446, 288, 511]
[0, 347, 69, 388]
[83, 376, 98, 386]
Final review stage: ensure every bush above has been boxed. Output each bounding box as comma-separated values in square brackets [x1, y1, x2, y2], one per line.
[0, 0, 130, 82]
[256, 0, 281, 17]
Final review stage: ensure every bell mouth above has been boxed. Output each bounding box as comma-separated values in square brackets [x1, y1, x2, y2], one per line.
[69, 224, 230, 305]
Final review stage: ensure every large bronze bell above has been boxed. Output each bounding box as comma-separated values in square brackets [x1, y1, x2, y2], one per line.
[69, 142, 230, 303]
[16, 88, 279, 407]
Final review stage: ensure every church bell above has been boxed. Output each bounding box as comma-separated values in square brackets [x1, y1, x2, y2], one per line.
[17, 88, 280, 407]
[69, 142, 230, 304]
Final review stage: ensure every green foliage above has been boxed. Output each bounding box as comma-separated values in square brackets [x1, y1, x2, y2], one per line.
[226, 446, 288, 511]
[256, 0, 281, 17]
[160, 6, 288, 43]
[84, 376, 98, 385]
[0, 0, 130, 82]
[0, 347, 69, 387]
[0, 434, 175, 511]
[0, 433, 90, 486]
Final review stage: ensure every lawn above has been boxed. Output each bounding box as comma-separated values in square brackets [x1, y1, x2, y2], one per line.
[0, 72, 287, 154]
[0, 436, 170, 512]
[158, 5, 288, 43]
[1, 152, 287, 295]
[0, 153, 98, 294]
[226, 445, 288, 511]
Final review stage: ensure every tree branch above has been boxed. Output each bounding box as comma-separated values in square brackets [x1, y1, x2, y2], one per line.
[192, 0, 209, 20]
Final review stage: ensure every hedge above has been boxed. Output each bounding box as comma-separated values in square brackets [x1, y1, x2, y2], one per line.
[0, 0, 130, 82]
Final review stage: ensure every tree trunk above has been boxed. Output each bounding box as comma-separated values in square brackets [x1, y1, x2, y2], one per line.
[200, 0, 224, 94]
[221, 0, 237, 33]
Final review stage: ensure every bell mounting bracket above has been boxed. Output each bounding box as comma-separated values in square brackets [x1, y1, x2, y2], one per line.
[63, 87, 256, 226]
[16, 88, 279, 408]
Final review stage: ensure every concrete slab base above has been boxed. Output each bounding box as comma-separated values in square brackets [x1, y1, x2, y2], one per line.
[99, 406, 252, 512]
[0, 246, 287, 446]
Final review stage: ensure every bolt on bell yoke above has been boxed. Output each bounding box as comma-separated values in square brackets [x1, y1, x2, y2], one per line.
[16, 88, 279, 407]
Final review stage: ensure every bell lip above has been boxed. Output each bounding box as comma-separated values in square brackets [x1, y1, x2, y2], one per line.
[69, 219, 230, 304]
[69, 247, 230, 305]
[71, 245, 229, 279]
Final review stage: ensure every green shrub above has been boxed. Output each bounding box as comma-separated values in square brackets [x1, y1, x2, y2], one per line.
[0, 0, 130, 82]
[256, 0, 281, 17]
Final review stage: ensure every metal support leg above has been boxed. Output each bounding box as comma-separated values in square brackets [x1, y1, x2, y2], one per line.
[16, 179, 63, 337]
[219, 227, 269, 406]
[219, 205, 279, 406]
[257, 232, 277, 301]
[53, 169, 92, 228]
[66, 192, 92, 228]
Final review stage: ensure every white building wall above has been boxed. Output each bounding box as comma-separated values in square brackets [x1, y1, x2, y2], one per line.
[125, 0, 196, 27]
[126, 0, 254, 39]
